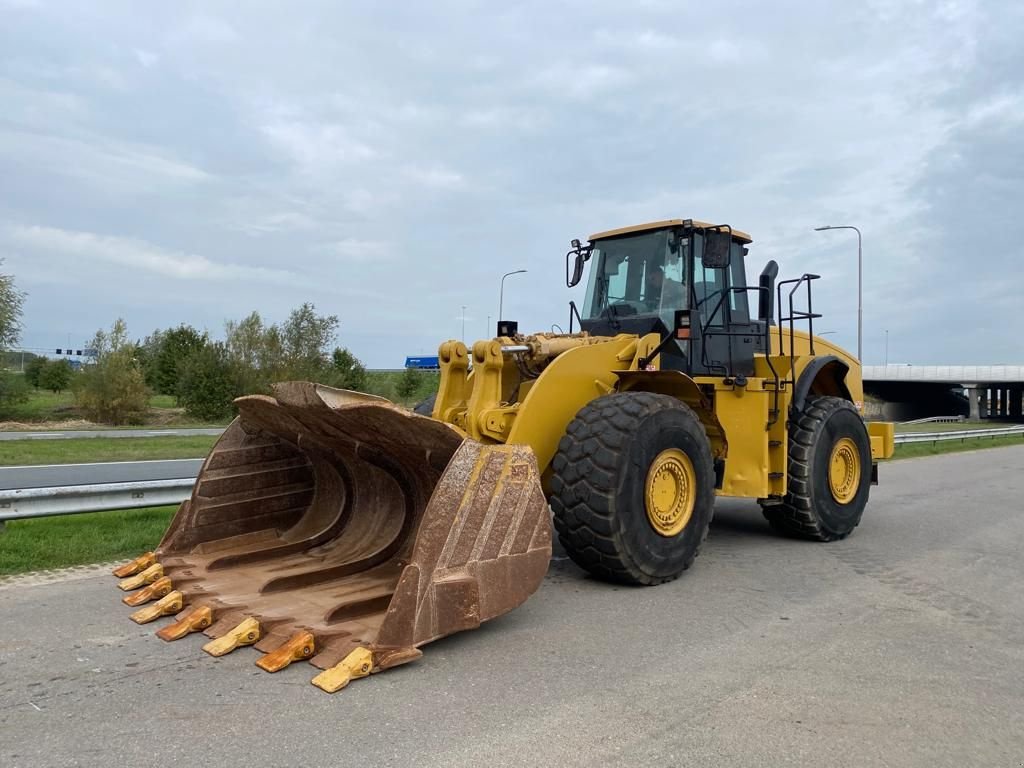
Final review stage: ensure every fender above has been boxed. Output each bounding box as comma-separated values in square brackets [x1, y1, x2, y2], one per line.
[791, 355, 853, 414]
[615, 369, 728, 466]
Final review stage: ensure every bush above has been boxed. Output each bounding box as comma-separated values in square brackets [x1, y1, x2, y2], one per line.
[329, 347, 367, 391]
[395, 366, 423, 400]
[75, 319, 150, 425]
[177, 342, 236, 421]
[24, 356, 46, 388]
[0, 371, 29, 418]
[149, 325, 207, 397]
[39, 359, 74, 393]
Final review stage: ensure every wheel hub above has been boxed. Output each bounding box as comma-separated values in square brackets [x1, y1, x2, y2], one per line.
[828, 437, 861, 504]
[644, 448, 696, 537]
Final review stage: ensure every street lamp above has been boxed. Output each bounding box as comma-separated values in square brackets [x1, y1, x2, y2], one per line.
[813, 225, 862, 362]
[499, 269, 528, 322]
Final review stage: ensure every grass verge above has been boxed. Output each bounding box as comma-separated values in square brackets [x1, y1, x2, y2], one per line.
[0, 435, 220, 466]
[892, 434, 1024, 459]
[0, 506, 175, 576]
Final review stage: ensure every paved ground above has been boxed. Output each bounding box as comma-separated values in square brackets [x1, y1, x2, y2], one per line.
[0, 428, 224, 441]
[2, 447, 1023, 767]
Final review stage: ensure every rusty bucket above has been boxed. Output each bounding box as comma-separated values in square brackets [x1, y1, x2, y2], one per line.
[112, 382, 551, 692]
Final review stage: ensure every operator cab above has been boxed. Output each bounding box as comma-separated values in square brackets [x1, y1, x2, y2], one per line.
[568, 219, 769, 378]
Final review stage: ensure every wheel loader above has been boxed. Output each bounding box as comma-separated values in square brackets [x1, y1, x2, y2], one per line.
[112, 218, 895, 693]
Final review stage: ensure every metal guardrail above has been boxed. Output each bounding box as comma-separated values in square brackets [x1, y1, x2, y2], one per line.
[2, 425, 1023, 523]
[0, 479, 195, 521]
[894, 425, 1024, 444]
[0, 459, 201, 522]
[899, 415, 965, 425]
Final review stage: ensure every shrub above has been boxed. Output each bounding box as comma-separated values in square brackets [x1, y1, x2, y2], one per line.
[329, 347, 367, 391]
[24, 356, 47, 388]
[39, 359, 74, 393]
[0, 371, 29, 418]
[75, 319, 150, 425]
[176, 342, 236, 422]
[395, 366, 423, 400]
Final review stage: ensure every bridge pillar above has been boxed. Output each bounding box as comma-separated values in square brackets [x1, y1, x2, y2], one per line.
[967, 387, 982, 420]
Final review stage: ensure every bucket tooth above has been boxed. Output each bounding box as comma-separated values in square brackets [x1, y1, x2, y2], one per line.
[311, 647, 373, 693]
[112, 552, 156, 578]
[202, 618, 261, 657]
[122, 576, 173, 606]
[255, 631, 315, 673]
[130, 590, 184, 624]
[118, 563, 164, 592]
[156, 605, 213, 641]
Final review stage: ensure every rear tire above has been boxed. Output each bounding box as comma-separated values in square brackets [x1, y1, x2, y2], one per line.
[550, 392, 715, 585]
[763, 395, 872, 541]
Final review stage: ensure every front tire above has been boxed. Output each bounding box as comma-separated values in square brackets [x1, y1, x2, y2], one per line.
[763, 395, 872, 541]
[550, 392, 716, 585]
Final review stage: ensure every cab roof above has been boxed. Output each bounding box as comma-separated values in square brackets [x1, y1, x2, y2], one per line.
[588, 219, 753, 244]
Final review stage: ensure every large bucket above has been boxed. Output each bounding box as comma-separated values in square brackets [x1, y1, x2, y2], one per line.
[111, 382, 551, 692]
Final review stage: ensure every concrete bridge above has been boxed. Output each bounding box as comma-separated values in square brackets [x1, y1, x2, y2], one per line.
[862, 365, 1024, 421]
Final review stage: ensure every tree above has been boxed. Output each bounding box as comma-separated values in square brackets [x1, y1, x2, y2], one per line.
[280, 302, 339, 380]
[148, 325, 206, 397]
[224, 311, 272, 394]
[329, 347, 367, 391]
[177, 342, 236, 421]
[223, 304, 341, 393]
[0, 371, 29, 418]
[396, 366, 423, 400]
[74, 319, 150, 425]
[0, 260, 25, 351]
[24, 356, 47, 388]
[137, 328, 165, 390]
[39, 359, 74, 393]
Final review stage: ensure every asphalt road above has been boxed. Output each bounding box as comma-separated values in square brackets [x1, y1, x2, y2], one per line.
[0, 459, 204, 490]
[0, 428, 224, 441]
[2, 446, 1023, 767]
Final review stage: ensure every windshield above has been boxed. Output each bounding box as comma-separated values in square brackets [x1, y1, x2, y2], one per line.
[581, 230, 688, 320]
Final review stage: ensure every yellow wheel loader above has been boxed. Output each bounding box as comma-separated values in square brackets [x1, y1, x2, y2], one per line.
[112, 218, 895, 693]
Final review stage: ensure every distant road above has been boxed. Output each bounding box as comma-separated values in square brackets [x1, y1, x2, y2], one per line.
[0, 427, 225, 441]
[0, 459, 204, 490]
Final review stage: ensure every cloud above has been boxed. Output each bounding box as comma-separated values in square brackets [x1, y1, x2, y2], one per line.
[327, 238, 393, 262]
[7, 225, 298, 285]
[0, 0, 1021, 366]
[133, 49, 159, 69]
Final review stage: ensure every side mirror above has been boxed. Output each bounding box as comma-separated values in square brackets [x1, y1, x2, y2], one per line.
[758, 260, 779, 322]
[565, 239, 592, 287]
[701, 230, 731, 269]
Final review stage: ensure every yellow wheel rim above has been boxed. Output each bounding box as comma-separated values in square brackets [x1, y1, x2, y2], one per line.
[644, 448, 696, 537]
[828, 437, 861, 504]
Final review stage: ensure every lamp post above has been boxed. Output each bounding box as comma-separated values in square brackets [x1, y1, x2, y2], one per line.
[499, 269, 528, 322]
[885, 329, 889, 367]
[813, 225, 862, 362]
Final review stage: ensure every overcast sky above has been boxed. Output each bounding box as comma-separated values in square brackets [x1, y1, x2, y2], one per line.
[1, 0, 1021, 367]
